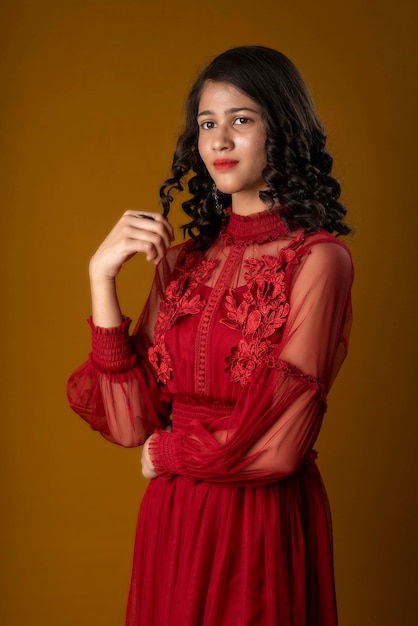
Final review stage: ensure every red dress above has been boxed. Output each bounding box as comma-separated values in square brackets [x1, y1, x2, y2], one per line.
[68, 207, 353, 626]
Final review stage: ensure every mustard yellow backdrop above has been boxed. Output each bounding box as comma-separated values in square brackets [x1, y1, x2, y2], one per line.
[1, 1, 417, 625]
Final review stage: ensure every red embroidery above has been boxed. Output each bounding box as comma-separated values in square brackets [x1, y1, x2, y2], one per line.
[149, 252, 217, 383]
[221, 252, 295, 386]
[150, 232, 306, 388]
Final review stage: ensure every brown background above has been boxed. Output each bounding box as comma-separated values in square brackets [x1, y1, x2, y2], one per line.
[1, 1, 417, 624]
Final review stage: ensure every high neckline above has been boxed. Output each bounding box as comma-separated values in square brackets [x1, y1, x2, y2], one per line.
[221, 206, 289, 245]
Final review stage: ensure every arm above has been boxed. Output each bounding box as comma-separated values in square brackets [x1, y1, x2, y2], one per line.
[67, 210, 174, 447]
[146, 240, 353, 484]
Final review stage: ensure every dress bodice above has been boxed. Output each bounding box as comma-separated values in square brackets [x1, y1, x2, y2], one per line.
[149, 208, 307, 401]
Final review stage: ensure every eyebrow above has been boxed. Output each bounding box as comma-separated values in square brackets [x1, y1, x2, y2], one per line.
[196, 106, 260, 118]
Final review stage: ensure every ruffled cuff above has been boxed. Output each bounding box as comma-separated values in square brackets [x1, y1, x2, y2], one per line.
[149, 430, 185, 476]
[88, 316, 138, 374]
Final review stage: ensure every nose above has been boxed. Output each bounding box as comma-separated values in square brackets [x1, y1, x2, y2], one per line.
[212, 124, 234, 151]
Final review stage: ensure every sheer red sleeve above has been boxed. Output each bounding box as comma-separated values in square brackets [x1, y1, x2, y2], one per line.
[67, 258, 175, 447]
[149, 240, 353, 485]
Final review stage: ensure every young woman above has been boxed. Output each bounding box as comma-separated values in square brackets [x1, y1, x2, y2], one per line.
[68, 45, 353, 626]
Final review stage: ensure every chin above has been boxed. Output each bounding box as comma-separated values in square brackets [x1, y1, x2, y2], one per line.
[215, 183, 241, 195]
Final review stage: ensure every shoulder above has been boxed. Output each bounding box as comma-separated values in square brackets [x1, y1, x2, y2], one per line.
[295, 231, 354, 285]
[304, 230, 352, 267]
[163, 239, 193, 272]
[159, 238, 207, 280]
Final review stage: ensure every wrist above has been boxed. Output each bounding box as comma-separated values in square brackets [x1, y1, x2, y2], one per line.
[89, 259, 117, 285]
[149, 430, 184, 476]
[89, 316, 136, 373]
[89, 273, 123, 328]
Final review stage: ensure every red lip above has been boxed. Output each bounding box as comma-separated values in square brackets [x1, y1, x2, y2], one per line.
[213, 159, 239, 171]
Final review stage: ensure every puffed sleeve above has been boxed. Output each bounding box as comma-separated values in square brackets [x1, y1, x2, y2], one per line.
[149, 238, 353, 485]
[67, 256, 175, 447]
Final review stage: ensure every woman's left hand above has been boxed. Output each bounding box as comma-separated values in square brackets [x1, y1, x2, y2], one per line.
[141, 436, 157, 479]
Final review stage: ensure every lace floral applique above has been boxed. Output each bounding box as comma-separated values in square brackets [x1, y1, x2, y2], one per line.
[221, 247, 300, 386]
[149, 251, 217, 384]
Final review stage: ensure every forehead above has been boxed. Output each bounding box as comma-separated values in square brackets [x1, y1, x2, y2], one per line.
[198, 81, 261, 112]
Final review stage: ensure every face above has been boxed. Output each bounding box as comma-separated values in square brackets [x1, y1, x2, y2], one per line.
[197, 81, 268, 215]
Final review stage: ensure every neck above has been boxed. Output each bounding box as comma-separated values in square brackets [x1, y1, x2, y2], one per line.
[230, 191, 268, 216]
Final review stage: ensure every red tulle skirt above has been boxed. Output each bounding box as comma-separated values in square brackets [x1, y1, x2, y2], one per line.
[126, 460, 337, 626]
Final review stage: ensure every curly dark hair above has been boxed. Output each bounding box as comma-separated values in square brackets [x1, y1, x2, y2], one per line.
[160, 45, 350, 249]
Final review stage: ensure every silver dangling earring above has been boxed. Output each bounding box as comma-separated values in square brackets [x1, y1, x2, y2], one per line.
[212, 183, 223, 215]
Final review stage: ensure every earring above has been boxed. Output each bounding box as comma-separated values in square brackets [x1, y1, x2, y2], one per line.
[212, 183, 223, 215]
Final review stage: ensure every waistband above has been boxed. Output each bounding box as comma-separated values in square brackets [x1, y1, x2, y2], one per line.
[171, 398, 234, 432]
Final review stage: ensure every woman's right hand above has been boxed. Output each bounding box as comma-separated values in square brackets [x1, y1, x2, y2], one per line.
[88, 210, 174, 328]
[89, 210, 175, 282]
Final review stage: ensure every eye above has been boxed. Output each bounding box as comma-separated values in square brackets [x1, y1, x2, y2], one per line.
[200, 120, 216, 130]
[234, 117, 251, 126]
